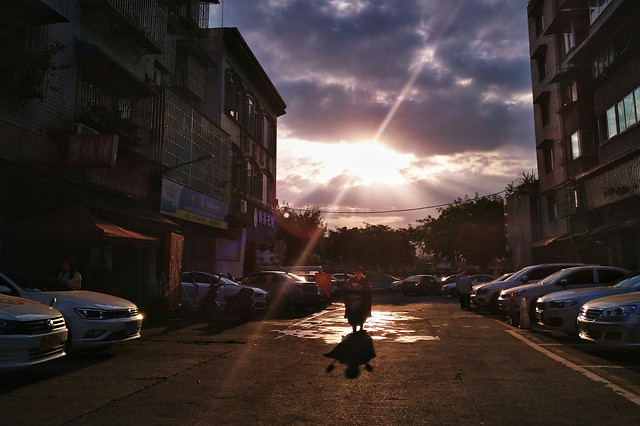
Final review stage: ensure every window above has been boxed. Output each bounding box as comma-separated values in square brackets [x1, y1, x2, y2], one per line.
[535, 14, 545, 37]
[543, 145, 554, 173]
[225, 71, 241, 120]
[565, 270, 595, 285]
[570, 131, 581, 160]
[537, 57, 547, 81]
[562, 81, 578, 107]
[589, 0, 612, 25]
[562, 29, 575, 56]
[606, 106, 617, 139]
[592, 41, 614, 78]
[261, 173, 270, 204]
[262, 114, 269, 148]
[573, 189, 580, 209]
[623, 92, 637, 129]
[540, 100, 550, 126]
[598, 269, 626, 283]
[616, 100, 627, 133]
[245, 95, 255, 132]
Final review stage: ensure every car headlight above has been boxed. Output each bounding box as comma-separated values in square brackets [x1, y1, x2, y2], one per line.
[549, 300, 577, 309]
[505, 290, 525, 298]
[75, 308, 105, 320]
[599, 305, 637, 320]
[0, 319, 19, 334]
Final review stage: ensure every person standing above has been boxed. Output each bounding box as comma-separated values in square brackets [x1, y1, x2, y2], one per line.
[59, 258, 82, 290]
[344, 266, 373, 333]
[456, 270, 473, 310]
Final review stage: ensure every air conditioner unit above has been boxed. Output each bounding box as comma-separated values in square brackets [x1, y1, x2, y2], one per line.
[69, 123, 99, 135]
[240, 199, 248, 213]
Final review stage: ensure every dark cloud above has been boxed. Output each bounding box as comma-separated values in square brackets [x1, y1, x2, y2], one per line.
[214, 0, 534, 156]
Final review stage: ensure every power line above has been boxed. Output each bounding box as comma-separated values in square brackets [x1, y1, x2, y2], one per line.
[287, 190, 508, 215]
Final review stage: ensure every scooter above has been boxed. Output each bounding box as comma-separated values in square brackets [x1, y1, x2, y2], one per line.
[193, 282, 255, 322]
[343, 281, 372, 333]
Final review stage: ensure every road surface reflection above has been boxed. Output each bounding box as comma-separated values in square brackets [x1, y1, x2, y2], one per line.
[276, 308, 439, 344]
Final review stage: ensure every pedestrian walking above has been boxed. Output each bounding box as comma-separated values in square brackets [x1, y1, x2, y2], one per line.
[456, 270, 472, 310]
[344, 266, 373, 333]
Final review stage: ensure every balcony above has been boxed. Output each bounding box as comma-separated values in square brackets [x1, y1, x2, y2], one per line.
[583, 154, 640, 210]
[175, 1, 211, 30]
[81, 0, 164, 54]
[11, 0, 69, 26]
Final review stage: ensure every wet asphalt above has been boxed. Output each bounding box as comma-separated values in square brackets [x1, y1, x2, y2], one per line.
[2, 293, 640, 425]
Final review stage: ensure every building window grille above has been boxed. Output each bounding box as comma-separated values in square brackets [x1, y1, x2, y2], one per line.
[589, 0, 613, 25]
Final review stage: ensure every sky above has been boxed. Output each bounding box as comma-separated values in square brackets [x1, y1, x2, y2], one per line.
[209, 0, 537, 230]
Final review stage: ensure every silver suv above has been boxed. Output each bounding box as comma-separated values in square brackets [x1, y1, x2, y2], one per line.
[471, 263, 585, 313]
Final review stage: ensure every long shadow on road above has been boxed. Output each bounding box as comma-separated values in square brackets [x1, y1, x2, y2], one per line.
[324, 330, 376, 379]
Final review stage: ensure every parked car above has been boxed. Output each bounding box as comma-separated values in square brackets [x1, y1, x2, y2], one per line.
[0, 270, 142, 351]
[368, 272, 400, 293]
[498, 266, 629, 320]
[330, 273, 352, 297]
[239, 271, 320, 309]
[440, 274, 498, 297]
[538, 271, 640, 336]
[0, 294, 68, 370]
[577, 291, 640, 347]
[471, 264, 585, 313]
[399, 275, 440, 296]
[391, 279, 403, 293]
[181, 272, 269, 314]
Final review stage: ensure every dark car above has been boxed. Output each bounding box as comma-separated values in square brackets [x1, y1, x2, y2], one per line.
[399, 275, 440, 296]
[239, 271, 320, 309]
[368, 272, 400, 293]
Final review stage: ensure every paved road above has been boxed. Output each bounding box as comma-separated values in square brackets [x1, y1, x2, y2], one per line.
[2, 294, 640, 425]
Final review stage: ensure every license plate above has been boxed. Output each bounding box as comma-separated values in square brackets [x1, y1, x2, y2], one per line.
[124, 320, 141, 335]
[40, 333, 63, 350]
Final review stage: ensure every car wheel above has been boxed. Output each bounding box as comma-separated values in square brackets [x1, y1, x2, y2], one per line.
[528, 298, 538, 323]
[489, 293, 500, 314]
[238, 304, 255, 322]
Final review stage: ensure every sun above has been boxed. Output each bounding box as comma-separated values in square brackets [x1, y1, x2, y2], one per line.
[337, 140, 415, 186]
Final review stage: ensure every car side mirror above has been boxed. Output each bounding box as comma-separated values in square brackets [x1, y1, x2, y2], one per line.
[558, 279, 568, 286]
[520, 275, 528, 282]
[0, 285, 12, 295]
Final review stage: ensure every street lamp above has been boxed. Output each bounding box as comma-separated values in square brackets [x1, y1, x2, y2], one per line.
[160, 153, 214, 173]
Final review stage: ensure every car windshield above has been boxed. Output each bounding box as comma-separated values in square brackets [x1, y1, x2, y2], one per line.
[4, 271, 75, 292]
[613, 274, 640, 289]
[285, 273, 308, 282]
[217, 275, 239, 286]
[539, 270, 567, 285]
[495, 273, 513, 282]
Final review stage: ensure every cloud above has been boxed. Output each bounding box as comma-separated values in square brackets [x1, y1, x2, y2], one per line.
[211, 0, 537, 227]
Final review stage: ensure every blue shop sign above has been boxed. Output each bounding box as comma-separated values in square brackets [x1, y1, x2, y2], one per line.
[160, 178, 228, 229]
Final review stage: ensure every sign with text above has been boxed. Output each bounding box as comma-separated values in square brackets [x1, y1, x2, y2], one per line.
[160, 178, 228, 229]
[67, 134, 118, 167]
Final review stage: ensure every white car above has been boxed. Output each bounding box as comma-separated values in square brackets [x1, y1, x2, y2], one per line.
[181, 271, 269, 313]
[0, 293, 68, 370]
[537, 272, 640, 336]
[0, 270, 142, 351]
[497, 266, 629, 319]
[577, 291, 640, 347]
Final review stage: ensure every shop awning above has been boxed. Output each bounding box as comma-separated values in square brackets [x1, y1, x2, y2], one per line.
[2, 203, 159, 246]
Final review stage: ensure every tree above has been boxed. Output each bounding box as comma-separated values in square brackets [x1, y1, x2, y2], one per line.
[275, 205, 326, 266]
[413, 195, 506, 269]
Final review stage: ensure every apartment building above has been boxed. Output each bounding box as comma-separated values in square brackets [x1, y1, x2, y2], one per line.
[513, 0, 640, 269]
[0, 1, 285, 310]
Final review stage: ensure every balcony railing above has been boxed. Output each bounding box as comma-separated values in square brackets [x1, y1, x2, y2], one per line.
[176, 1, 210, 29]
[82, 0, 164, 53]
[584, 155, 640, 210]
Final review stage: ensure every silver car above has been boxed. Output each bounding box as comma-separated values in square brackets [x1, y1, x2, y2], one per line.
[577, 291, 640, 347]
[471, 263, 584, 312]
[537, 272, 640, 336]
[497, 266, 629, 318]
[239, 271, 320, 309]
